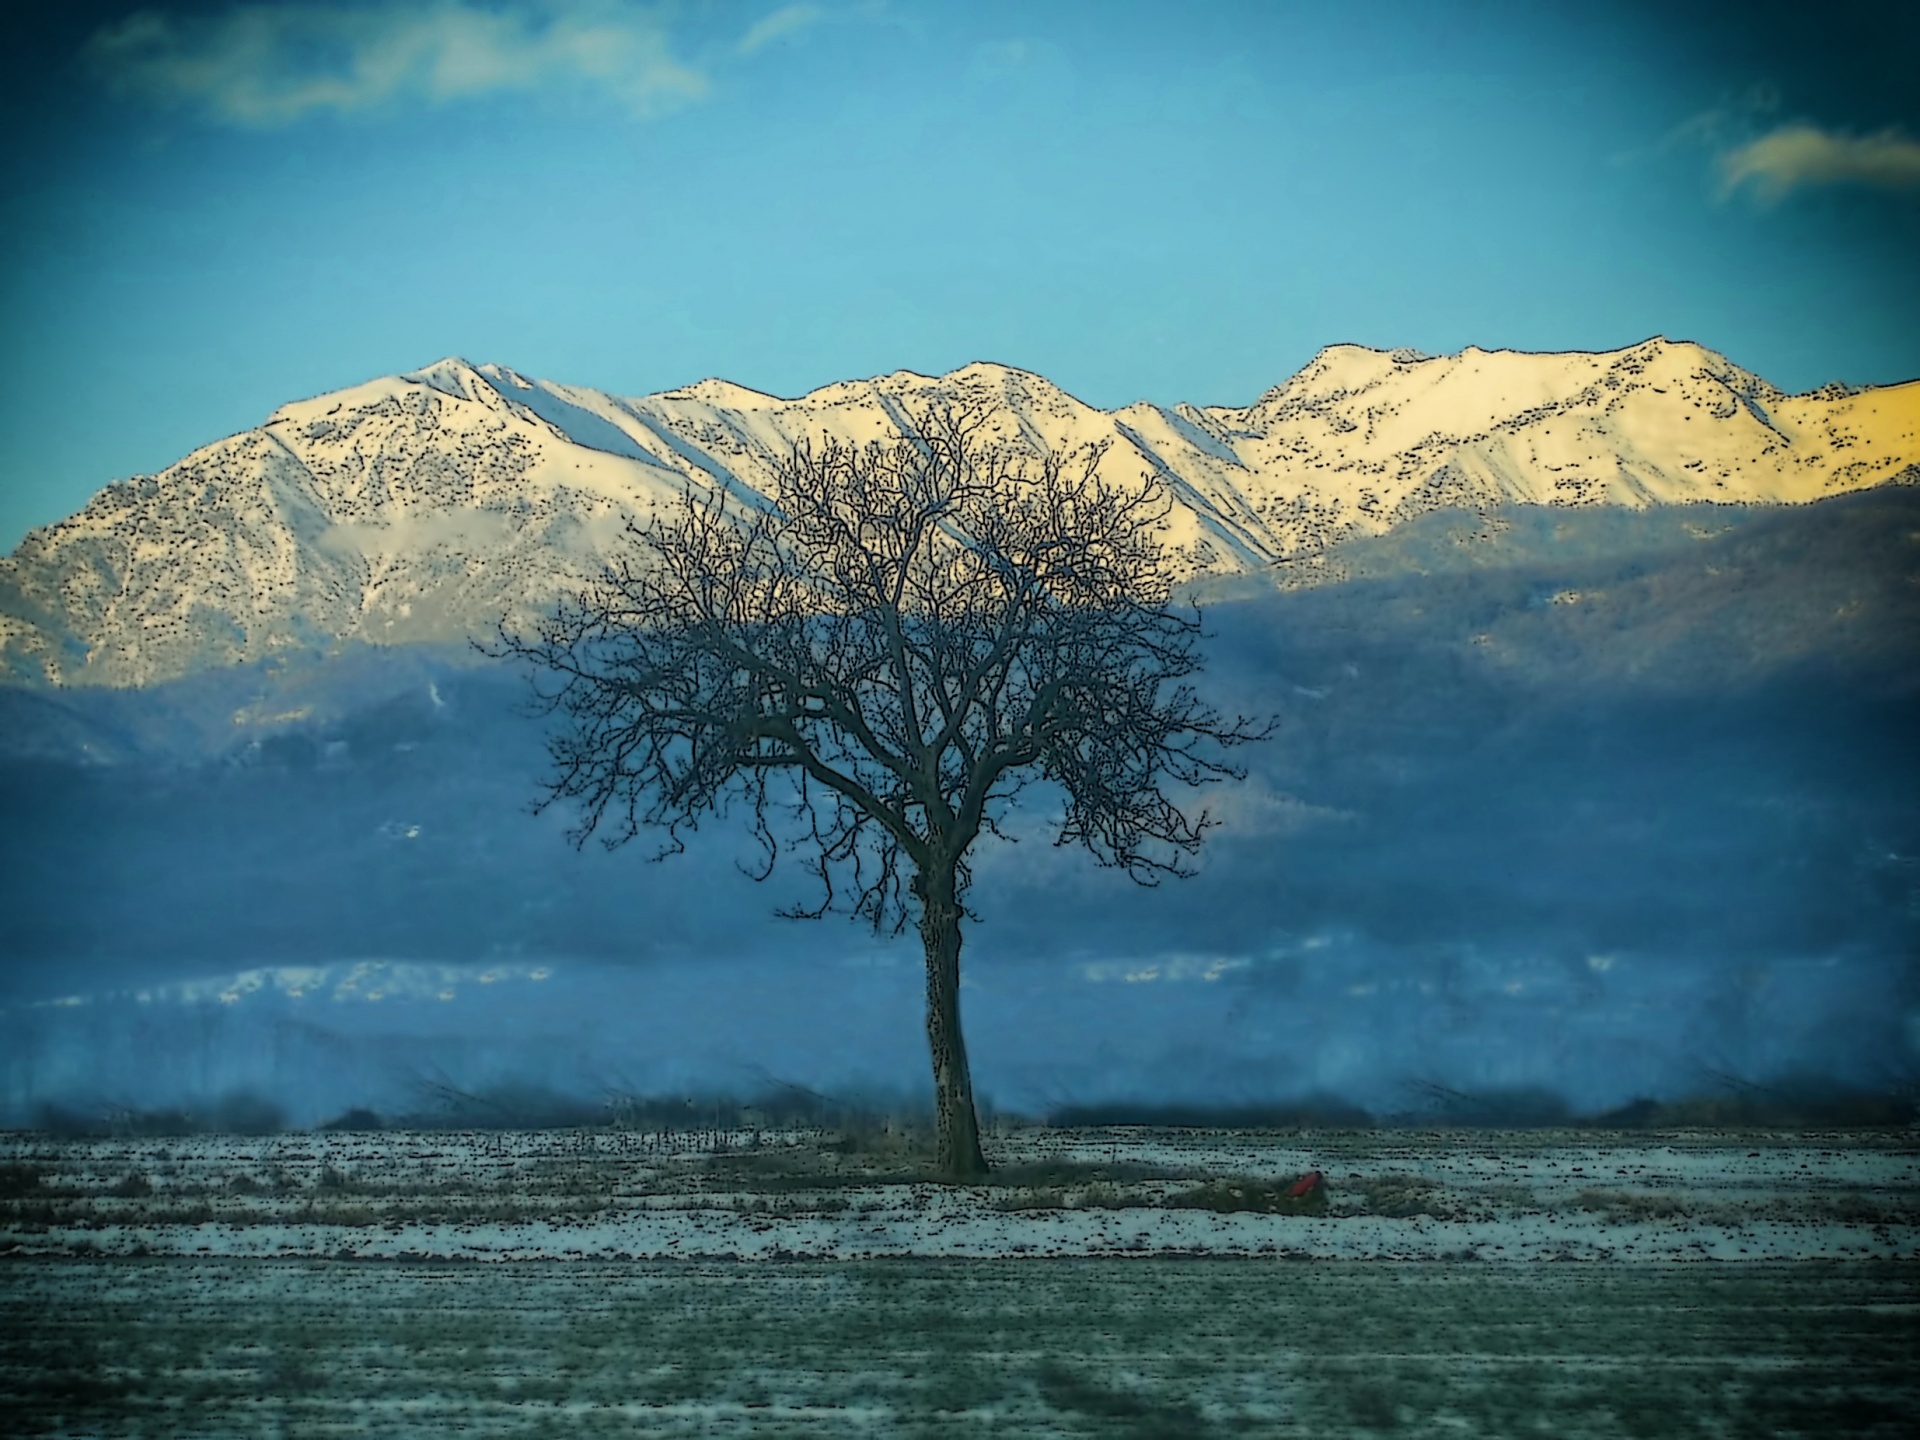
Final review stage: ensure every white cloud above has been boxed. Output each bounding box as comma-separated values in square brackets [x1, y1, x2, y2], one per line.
[1081, 953, 1250, 985]
[1721, 123, 1920, 200]
[1186, 774, 1355, 839]
[84, 1, 708, 125]
[1659, 84, 1780, 153]
[737, 4, 822, 56]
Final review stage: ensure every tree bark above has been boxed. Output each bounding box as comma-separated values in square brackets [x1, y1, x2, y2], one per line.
[917, 865, 989, 1180]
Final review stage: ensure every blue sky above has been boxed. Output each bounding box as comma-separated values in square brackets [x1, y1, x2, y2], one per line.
[2, 0, 1916, 551]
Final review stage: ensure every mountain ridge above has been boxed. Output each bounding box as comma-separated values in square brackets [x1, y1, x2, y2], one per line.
[3, 339, 1916, 688]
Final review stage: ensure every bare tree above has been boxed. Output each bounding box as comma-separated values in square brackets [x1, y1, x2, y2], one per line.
[501, 409, 1271, 1179]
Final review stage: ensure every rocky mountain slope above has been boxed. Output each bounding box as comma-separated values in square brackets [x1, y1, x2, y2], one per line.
[3, 339, 1916, 688]
[3, 348, 1915, 1126]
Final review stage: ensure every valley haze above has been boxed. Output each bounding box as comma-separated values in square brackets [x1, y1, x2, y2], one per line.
[1, 341, 1916, 1132]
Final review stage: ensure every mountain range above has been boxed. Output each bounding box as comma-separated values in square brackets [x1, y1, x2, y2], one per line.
[3, 338, 1915, 689]
[1, 340, 1916, 1126]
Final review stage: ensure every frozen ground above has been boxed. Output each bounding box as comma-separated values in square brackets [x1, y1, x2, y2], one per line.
[2, 1126, 1916, 1435]
[2, 1124, 1914, 1262]
[5, 1256, 1916, 1437]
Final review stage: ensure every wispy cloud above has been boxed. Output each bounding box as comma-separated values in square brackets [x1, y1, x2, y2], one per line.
[969, 36, 1068, 81]
[1666, 84, 1780, 149]
[737, 4, 822, 56]
[1610, 84, 1774, 171]
[1720, 124, 1920, 201]
[84, 1, 708, 126]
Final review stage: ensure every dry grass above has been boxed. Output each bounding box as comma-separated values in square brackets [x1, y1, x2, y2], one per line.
[4, 1126, 1915, 1243]
[1166, 1177, 1330, 1216]
[1342, 1174, 1460, 1220]
[3, 1257, 1914, 1437]
[1572, 1188, 1690, 1221]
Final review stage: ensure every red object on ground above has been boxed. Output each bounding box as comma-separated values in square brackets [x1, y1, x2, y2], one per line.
[1287, 1170, 1324, 1198]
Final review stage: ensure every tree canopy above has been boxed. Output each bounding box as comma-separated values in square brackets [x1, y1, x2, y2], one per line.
[503, 408, 1270, 1176]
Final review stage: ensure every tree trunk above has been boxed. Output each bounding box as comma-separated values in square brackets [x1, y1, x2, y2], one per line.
[917, 866, 989, 1180]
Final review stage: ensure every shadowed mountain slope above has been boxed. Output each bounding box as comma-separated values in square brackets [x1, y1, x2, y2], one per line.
[0, 348, 1915, 1124]
[2, 491, 1914, 1122]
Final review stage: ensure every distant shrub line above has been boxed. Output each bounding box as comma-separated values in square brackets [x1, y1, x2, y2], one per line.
[12, 1078, 1912, 1137]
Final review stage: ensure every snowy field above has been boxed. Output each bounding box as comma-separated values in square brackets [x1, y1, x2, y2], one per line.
[3, 1126, 1916, 1435]
[3, 1124, 1915, 1263]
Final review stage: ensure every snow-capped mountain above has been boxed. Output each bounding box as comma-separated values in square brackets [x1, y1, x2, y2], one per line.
[3, 340, 1916, 687]
[3, 346, 1916, 1129]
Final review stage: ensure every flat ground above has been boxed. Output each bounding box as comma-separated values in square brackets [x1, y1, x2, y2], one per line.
[5, 1256, 1917, 1437]
[2, 1126, 1915, 1436]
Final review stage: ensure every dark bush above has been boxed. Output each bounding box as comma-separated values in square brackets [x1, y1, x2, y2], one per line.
[319, 1108, 385, 1132]
[207, 1093, 286, 1135]
[30, 1091, 285, 1136]
[1047, 1096, 1373, 1129]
